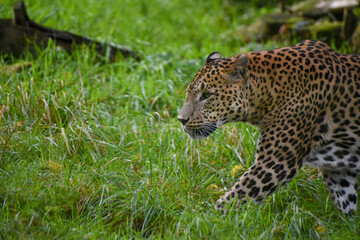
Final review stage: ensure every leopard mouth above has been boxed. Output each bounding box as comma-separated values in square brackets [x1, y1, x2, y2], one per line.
[183, 123, 218, 140]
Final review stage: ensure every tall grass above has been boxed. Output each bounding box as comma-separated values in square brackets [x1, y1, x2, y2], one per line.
[1, 0, 360, 239]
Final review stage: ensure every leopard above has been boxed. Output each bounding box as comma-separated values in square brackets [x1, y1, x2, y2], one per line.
[178, 40, 360, 215]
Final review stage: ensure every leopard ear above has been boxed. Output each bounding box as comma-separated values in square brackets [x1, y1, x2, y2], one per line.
[225, 54, 250, 83]
[206, 52, 221, 64]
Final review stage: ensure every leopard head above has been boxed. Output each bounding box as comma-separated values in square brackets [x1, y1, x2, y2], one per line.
[178, 52, 251, 140]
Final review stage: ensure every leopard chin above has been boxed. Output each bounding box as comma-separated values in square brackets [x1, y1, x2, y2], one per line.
[183, 123, 217, 140]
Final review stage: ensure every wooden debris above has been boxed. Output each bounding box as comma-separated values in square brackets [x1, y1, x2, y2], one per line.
[236, 0, 359, 50]
[0, 1, 140, 62]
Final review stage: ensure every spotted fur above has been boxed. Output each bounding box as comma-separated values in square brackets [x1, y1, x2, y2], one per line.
[178, 40, 360, 214]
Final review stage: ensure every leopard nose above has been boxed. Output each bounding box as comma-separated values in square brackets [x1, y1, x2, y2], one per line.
[178, 117, 189, 126]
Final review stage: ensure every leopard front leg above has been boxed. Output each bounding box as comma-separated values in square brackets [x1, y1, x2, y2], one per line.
[215, 157, 299, 212]
[215, 114, 313, 213]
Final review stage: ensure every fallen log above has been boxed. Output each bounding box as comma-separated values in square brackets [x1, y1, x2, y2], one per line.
[0, 1, 140, 62]
[235, 0, 359, 51]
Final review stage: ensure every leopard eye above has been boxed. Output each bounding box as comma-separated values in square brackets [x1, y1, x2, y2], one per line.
[199, 92, 212, 101]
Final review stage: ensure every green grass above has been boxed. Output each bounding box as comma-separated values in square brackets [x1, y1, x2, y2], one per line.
[1, 0, 360, 239]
